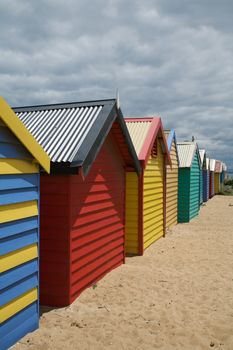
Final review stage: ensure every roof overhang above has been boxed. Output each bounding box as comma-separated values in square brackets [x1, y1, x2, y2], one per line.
[0, 97, 50, 173]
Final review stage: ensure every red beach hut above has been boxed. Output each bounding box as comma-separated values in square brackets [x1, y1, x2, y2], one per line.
[14, 99, 141, 306]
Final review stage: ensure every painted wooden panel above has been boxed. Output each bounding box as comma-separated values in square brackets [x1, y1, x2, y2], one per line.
[39, 134, 125, 307]
[189, 152, 200, 220]
[0, 121, 40, 349]
[203, 170, 209, 202]
[214, 173, 220, 194]
[209, 171, 214, 198]
[125, 172, 139, 254]
[143, 139, 164, 250]
[166, 139, 178, 229]
[178, 168, 190, 223]
[200, 167, 203, 204]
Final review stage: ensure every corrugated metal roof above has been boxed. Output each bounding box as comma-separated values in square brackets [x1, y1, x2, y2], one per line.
[14, 103, 103, 162]
[176, 141, 197, 168]
[215, 160, 222, 173]
[222, 162, 227, 171]
[199, 149, 205, 166]
[125, 120, 151, 156]
[209, 159, 216, 172]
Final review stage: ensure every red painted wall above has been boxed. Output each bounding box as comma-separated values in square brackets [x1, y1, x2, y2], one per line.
[40, 134, 125, 306]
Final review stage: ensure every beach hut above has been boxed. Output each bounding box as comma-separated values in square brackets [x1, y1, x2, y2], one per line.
[209, 159, 215, 198]
[177, 141, 201, 223]
[199, 149, 205, 205]
[124, 117, 171, 255]
[214, 160, 222, 194]
[13, 99, 141, 307]
[221, 163, 227, 183]
[0, 97, 50, 349]
[164, 129, 179, 229]
[203, 157, 210, 202]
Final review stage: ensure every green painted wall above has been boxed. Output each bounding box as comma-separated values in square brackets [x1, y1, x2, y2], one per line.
[178, 152, 200, 223]
[200, 169, 203, 204]
[178, 168, 190, 222]
[189, 152, 200, 220]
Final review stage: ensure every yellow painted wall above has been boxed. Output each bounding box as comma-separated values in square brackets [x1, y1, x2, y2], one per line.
[214, 173, 220, 194]
[166, 140, 178, 229]
[143, 140, 164, 250]
[125, 172, 139, 254]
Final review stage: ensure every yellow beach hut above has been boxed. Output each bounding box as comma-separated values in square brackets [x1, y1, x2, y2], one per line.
[164, 129, 179, 230]
[125, 117, 171, 255]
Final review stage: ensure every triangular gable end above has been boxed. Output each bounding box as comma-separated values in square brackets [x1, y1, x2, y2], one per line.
[165, 129, 180, 166]
[0, 97, 50, 173]
[125, 117, 171, 168]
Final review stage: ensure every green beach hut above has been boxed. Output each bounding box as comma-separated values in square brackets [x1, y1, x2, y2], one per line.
[177, 141, 201, 223]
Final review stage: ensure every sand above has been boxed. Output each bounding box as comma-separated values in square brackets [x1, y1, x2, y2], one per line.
[13, 196, 233, 350]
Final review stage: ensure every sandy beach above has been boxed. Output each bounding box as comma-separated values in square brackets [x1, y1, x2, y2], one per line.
[13, 196, 233, 350]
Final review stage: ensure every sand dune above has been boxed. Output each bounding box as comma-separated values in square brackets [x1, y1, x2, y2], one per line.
[13, 196, 233, 350]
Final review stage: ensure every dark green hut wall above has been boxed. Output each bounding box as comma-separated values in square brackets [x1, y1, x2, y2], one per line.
[178, 152, 200, 223]
[189, 152, 200, 220]
[178, 168, 190, 222]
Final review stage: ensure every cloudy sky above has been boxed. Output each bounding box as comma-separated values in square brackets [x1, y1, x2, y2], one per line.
[0, 0, 232, 169]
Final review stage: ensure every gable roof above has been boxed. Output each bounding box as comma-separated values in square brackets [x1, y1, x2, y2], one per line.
[13, 99, 141, 177]
[0, 97, 50, 173]
[124, 117, 171, 168]
[177, 141, 201, 168]
[215, 160, 222, 173]
[206, 157, 210, 170]
[209, 159, 216, 172]
[164, 129, 180, 164]
[199, 149, 206, 167]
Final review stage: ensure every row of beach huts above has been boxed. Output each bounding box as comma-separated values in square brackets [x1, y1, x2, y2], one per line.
[0, 96, 227, 349]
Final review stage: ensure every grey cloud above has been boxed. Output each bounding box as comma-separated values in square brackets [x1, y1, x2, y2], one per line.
[0, 0, 232, 169]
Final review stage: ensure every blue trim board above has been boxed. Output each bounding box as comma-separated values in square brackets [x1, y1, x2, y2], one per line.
[0, 174, 39, 191]
[0, 216, 38, 239]
[166, 129, 175, 151]
[0, 260, 38, 290]
[0, 303, 38, 350]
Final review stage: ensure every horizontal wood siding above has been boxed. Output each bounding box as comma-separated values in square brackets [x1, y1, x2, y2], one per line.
[214, 173, 220, 194]
[39, 175, 70, 306]
[203, 170, 209, 202]
[209, 171, 214, 198]
[125, 172, 139, 254]
[178, 168, 190, 222]
[69, 135, 125, 303]
[0, 122, 39, 350]
[189, 152, 200, 220]
[200, 167, 203, 204]
[166, 139, 178, 229]
[143, 139, 164, 250]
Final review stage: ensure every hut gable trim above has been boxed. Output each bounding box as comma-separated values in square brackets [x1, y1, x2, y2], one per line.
[13, 99, 141, 178]
[177, 141, 201, 168]
[164, 129, 180, 166]
[0, 97, 50, 173]
[125, 117, 171, 168]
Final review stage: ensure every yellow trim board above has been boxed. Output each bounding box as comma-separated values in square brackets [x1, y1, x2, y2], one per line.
[0, 200, 38, 224]
[0, 159, 39, 174]
[0, 96, 50, 173]
[0, 244, 38, 273]
[0, 288, 38, 323]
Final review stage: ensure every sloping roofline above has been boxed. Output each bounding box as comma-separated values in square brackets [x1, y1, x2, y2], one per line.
[13, 99, 141, 177]
[177, 141, 201, 168]
[125, 117, 171, 168]
[0, 96, 50, 173]
[164, 129, 180, 166]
